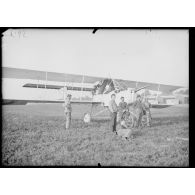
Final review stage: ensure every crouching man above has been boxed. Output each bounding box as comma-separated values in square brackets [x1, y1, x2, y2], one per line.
[63, 94, 72, 129]
[108, 94, 118, 133]
[116, 114, 133, 140]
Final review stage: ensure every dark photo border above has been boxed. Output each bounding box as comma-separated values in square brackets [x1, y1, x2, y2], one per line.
[0, 27, 193, 168]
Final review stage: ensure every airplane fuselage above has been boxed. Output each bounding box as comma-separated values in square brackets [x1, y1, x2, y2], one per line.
[92, 88, 137, 106]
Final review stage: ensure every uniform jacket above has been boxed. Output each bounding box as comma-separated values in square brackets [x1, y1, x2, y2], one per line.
[64, 100, 72, 113]
[108, 99, 118, 113]
[118, 101, 127, 112]
[132, 100, 143, 109]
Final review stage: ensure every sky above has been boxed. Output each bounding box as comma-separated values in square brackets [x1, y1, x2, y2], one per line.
[2, 29, 189, 87]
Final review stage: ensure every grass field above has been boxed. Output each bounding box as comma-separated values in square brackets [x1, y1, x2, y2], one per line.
[2, 103, 189, 166]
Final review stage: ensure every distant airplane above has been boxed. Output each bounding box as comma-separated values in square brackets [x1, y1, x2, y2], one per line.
[2, 67, 183, 121]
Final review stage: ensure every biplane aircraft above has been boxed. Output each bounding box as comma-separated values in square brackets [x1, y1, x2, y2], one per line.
[2, 67, 183, 122]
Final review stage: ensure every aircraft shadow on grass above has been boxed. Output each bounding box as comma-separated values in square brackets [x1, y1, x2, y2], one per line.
[91, 118, 110, 123]
[151, 116, 188, 127]
[91, 115, 188, 129]
[72, 115, 188, 130]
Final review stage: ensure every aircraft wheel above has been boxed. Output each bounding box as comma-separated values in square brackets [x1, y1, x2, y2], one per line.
[83, 113, 91, 123]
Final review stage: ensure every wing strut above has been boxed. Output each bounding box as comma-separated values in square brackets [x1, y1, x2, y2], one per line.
[80, 75, 85, 100]
[63, 73, 67, 100]
[45, 71, 47, 89]
[155, 84, 161, 102]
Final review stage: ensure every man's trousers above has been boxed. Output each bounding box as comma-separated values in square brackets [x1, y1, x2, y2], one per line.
[65, 112, 71, 129]
[110, 112, 117, 132]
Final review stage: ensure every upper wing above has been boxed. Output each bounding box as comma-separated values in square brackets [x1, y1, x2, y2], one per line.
[3, 67, 183, 95]
[3, 67, 105, 84]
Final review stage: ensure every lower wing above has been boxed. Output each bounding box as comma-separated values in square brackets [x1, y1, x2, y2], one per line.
[2, 99, 102, 105]
[151, 104, 172, 108]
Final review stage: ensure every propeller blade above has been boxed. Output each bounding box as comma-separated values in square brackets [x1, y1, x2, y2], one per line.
[113, 79, 127, 91]
[135, 85, 150, 93]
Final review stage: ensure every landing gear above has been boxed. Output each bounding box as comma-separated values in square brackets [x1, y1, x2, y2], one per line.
[83, 112, 91, 123]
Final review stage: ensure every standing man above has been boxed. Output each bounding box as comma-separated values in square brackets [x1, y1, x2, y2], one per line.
[63, 94, 72, 129]
[132, 94, 142, 109]
[142, 98, 152, 127]
[108, 94, 118, 133]
[132, 94, 144, 127]
[118, 97, 127, 122]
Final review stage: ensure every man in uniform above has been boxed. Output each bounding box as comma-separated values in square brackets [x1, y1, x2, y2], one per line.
[132, 94, 142, 109]
[108, 94, 118, 133]
[131, 94, 144, 127]
[63, 94, 72, 129]
[142, 97, 152, 127]
[118, 96, 128, 123]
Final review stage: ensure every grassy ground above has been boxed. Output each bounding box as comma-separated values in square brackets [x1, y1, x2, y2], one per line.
[2, 104, 189, 166]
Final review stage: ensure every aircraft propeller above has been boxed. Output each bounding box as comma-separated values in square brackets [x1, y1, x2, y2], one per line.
[134, 85, 150, 93]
